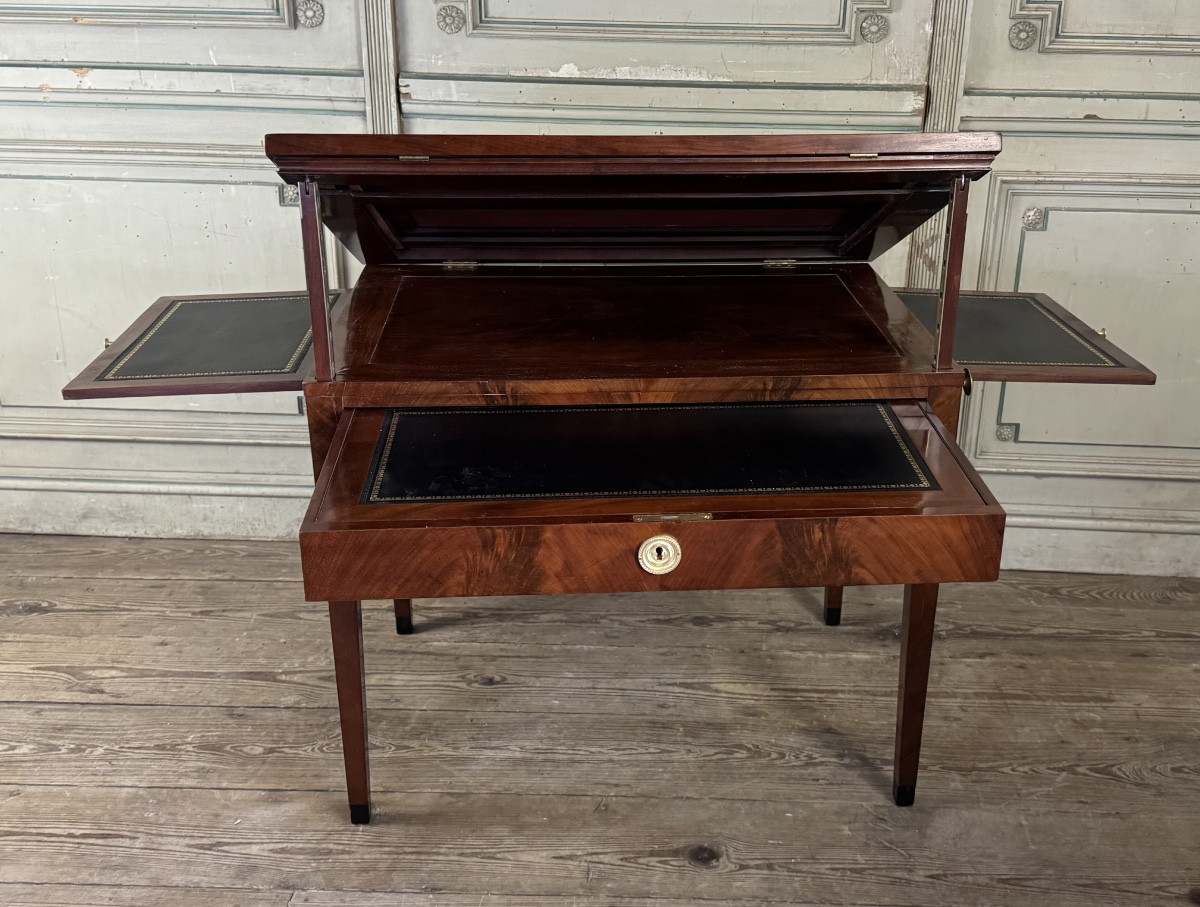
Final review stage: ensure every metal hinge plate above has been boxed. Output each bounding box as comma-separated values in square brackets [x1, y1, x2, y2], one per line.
[442, 260, 479, 272]
[632, 512, 714, 523]
[763, 259, 797, 269]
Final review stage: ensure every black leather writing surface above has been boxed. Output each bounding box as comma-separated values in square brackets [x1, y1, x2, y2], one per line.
[897, 291, 1116, 368]
[362, 402, 938, 504]
[100, 294, 313, 381]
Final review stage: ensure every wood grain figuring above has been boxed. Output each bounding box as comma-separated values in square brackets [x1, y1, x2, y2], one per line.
[933, 176, 970, 371]
[893, 583, 938, 805]
[326, 264, 958, 406]
[328, 601, 370, 823]
[266, 134, 1000, 269]
[301, 180, 334, 383]
[0, 536, 1198, 905]
[267, 131, 1005, 161]
[300, 404, 1003, 601]
[303, 388, 344, 480]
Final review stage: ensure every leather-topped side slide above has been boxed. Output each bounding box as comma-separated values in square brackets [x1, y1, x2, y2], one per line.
[894, 289, 1154, 385]
[63, 290, 346, 400]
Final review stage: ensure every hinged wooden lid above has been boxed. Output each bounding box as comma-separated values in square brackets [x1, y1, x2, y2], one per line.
[266, 132, 1001, 266]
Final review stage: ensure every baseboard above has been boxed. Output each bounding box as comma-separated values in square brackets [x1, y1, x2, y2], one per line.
[1001, 525, 1200, 578]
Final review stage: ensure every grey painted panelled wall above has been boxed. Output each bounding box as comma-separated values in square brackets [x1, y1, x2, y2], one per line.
[1, 1, 1196, 576]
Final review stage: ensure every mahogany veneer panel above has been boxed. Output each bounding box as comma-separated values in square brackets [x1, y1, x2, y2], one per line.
[267, 133, 1002, 266]
[323, 263, 959, 407]
[300, 404, 1004, 601]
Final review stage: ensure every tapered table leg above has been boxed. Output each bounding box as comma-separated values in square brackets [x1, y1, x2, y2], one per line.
[329, 600, 371, 824]
[893, 583, 939, 807]
[823, 586, 843, 626]
[393, 598, 414, 635]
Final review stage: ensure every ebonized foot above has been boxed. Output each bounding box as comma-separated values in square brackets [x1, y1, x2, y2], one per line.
[823, 586, 844, 626]
[349, 803, 371, 825]
[394, 599, 414, 635]
[893, 784, 916, 807]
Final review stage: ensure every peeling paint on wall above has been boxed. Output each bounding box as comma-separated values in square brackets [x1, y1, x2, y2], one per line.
[510, 62, 733, 82]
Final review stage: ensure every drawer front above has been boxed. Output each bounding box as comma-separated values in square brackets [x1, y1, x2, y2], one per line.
[300, 511, 1005, 601]
[299, 404, 1006, 602]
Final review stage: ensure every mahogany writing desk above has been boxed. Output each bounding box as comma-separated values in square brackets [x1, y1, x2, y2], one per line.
[64, 133, 1153, 825]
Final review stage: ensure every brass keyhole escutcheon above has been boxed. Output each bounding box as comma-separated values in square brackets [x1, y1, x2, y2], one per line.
[637, 534, 682, 575]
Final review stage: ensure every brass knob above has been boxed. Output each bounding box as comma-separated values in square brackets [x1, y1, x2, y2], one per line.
[638, 534, 682, 575]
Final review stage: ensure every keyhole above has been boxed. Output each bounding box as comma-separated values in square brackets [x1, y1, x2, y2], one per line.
[638, 534, 680, 575]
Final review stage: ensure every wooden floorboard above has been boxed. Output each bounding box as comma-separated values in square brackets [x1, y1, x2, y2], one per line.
[0, 533, 1197, 906]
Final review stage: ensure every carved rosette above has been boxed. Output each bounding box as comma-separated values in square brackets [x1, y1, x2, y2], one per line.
[1008, 19, 1038, 50]
[995, 423, 1018, 442]
[859, 13, 889, 44]
[1022, 207, 1047, 231]
[279, 184, 300, 207]
[295, 0, 324, 28]
[436, 4, 467, 34]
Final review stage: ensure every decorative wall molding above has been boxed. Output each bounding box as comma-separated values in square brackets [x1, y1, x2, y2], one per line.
[962, 172, 1200, 480]
[0, 139, 280, 183]
[858, 13, 889, 44]
[294, 0, 324, 28]
[1010, 1, 1200, 55]
[437, 3, 467, 34]
[0, 403, 311, 539]
[1000, 523, 1200, 577]
[1007, 19, 1038, 50]
[963, 384, 1200, 481]
[0, 404, 308, 447]
[449, 0, 894, 45]
[978, 171, 1200, 301]
[904, 0, 969, 289]
[959, 92, 1200, 138]
[1021, 206, 1046, 230]
[0, 0, 296, 28]
[360, 0, 401, 132]
[1001, 501, 1200, 577]
[397, 74, 924, 132]
[1, 77, 363, 118]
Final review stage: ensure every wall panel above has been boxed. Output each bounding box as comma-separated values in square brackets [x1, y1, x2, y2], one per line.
[0, 1, 373, 538]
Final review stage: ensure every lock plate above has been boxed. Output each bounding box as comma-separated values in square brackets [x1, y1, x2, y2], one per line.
[637, 534, 682, 575]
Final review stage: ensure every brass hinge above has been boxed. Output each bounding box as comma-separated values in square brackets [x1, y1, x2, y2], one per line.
[849, 152, 879, 159]
[763, 258, 797, 269]
[632, 512, 714, 523]
[397, 155, 430, 162]
[442, 260, 478, 271]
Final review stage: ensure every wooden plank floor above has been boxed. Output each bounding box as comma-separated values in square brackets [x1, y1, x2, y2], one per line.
[0, 533, 1198, 906]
